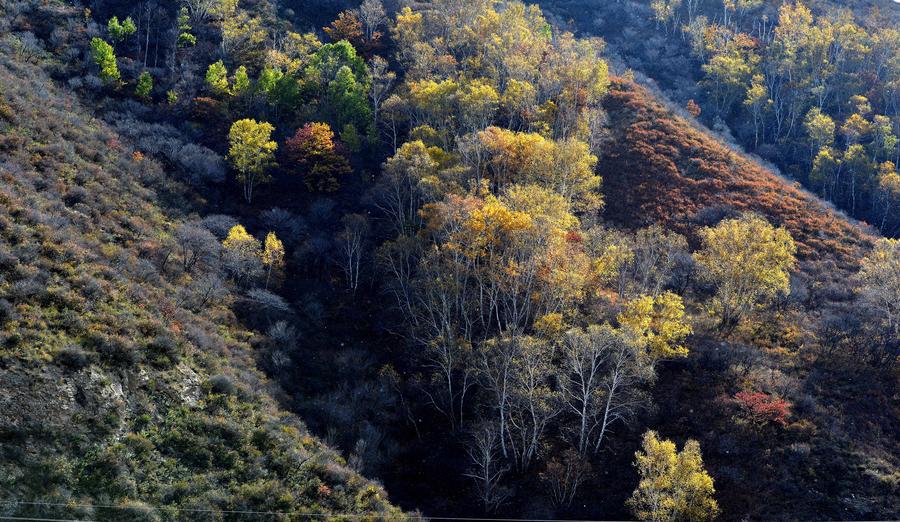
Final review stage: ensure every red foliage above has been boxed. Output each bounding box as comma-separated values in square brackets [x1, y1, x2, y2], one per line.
[324, 11, 364, 44]
[323, 10, 381, 57]
[284, 122, 351, 192]
[731, 391, 792, 426]
[598, 78, 873, 273]
[565, 230, 583, 243]
[686, 99, 701, 117]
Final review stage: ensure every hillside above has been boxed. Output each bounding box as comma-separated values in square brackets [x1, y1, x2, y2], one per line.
[0, 0, 896, 519]
[0, 32, 404, 521]
[552, 0, 900, 237]
[598, 78, 898, 520]
[600, 78, 874, 269]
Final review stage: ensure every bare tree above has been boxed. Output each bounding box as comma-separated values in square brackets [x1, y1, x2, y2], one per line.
[561, 324, 654, 455]
[337, 213, 369, 292]
[357, 0, 387, 41]
[540, 448, 592, 508]
[184, 0, 219, 22]
[464, 423, 510, 512]
[369, 56, 396, 130]
[505, 335, 559, 470]
[175, 223, 221, 273]
[477, 335, 517, 459]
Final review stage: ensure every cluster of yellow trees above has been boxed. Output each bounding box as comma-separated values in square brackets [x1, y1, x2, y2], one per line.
[654, 0, 900, 233]
[222, 224, 284, 288]
[366, 0, 802, 515]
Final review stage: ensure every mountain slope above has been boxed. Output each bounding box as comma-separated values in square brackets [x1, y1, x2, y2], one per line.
[599, 78, 897, 520]
[600, 78, 874, 270]
[0, 35, 403, 520]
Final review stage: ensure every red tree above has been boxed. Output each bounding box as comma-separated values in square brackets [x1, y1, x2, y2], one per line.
[284, 122, 351, 192]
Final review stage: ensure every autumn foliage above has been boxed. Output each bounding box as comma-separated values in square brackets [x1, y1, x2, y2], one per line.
[284, 122, 352, 192]
[599, 78, 873, 270]
[730, 391, 792, 427]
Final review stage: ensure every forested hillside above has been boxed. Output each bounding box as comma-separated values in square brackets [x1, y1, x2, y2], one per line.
[552, 0, 900, 235]
[0, 0, 897, 520]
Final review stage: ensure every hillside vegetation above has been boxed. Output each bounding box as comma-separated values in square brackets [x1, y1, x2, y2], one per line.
[600, 77, 873, 267]
[0, 26, 402, 521]
[0, 0, 896, 520]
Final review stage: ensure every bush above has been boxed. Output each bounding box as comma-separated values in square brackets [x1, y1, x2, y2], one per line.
[146, 335, 180, 367]
[56, 344, 94, 369]
[205, 374, 237, 396]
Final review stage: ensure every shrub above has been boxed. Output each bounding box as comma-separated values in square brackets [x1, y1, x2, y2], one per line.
[730, 390, 792, 427]
[205, 374, 237, 396]
[146, 335, 180, 367]
[56, 344, 94, 369]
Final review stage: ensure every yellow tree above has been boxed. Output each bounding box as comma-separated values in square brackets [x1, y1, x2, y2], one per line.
[857, 238, 900, 339]
[473, 127, 600, 211]
[227, 119, 277, 203]
[262, 231, 285, 289]
[627, 430, 719, 522]
[618, 291, 692, 360]
[222, 224, 263, 284]
[693, 214, 796, 331]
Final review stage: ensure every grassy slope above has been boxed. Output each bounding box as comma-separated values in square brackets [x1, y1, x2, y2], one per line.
[0, 35, 404, 521]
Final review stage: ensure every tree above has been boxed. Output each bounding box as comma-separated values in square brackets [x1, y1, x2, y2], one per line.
[463, 423, 509, 512]
[337, 214, 369, 291]
[372, 140, 437, 232]
[90, 38, 120, 84]
[693, 214, 796, 331]
[284, 122, 351, 192]
[358, 0, 386, 42]
[227, 119, 277, 203]
[327, 65, 371, 132]
[184, 0, 219, 22]
[876, 162, 900, 233]
[504, 334, 559, 470]
[311, 40, 368, 83]
[472, 127, 601, 211]
[540, 448, 592, 508]
[107, 16, 136, 44]
[177, 7, 197, 48]
[627, 431, 719, 522]
[232, 65, 251, 96]
[618, 292, 692, 360]
[810, 146, 841, 200]
[323, 11, 365, 49]
[730, 391, 792, 427]
[368, 56, 396, 130]
[174, 223, 220, 273]
[857, 238, 900, 339]
[262, 232, 285, 289]
[222, 224, 263, 284]
[803, 107, 835, 163]
[617, 226, 689, 298]
[743, 74, 767, 147]
[458, 79, 499, 131]
[206, 60, 230, 95]
[560, 324, 651, 455]
[135, 71, 153, 101]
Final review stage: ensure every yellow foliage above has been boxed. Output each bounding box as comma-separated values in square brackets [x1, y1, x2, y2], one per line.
[694, 214, 796, 328]
[262, 232, 285, 268]
[223, 224, 261, 257]
[619, 291, 692, 360]
[464, 194, 533, 253]
[534, 312, 564, 336]
[628, 431, 719, 522]
[477, 126, 600, 210]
